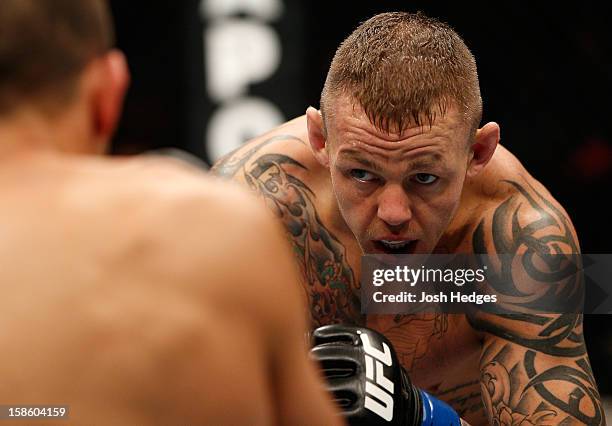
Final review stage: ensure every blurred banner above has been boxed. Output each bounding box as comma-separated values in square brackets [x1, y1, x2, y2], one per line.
[111, 0, 306, 164]
[200, 0, 306, 163]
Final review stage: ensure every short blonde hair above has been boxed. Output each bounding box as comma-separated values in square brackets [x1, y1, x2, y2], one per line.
[322, 12, 482, 135]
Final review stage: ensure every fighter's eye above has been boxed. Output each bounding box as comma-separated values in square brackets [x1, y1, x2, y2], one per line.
[414, 173, 438, 184]
[349, 169, 377, 182]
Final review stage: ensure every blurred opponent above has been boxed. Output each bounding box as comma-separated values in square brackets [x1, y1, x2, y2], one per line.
[0, 1, 341, 424]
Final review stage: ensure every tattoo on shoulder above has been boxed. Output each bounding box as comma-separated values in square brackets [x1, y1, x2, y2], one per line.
[211, 135, 305, 178]
[212, 136, 362, 327]
[473, 179, 579, 256]
[469, 180, 604, 424]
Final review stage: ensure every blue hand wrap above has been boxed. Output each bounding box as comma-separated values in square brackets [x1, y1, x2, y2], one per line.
[419, 390, 461, 426]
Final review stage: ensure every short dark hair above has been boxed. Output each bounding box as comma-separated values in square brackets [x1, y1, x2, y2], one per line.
[322, 12, 482, 135]
[0, 0, 114, 114]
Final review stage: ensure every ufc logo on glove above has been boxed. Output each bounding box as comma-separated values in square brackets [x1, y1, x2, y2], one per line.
[310, 325, 462, 426]
[360, 331, 395, 421]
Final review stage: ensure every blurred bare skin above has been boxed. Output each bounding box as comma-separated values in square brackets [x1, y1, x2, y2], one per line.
[0, 51, 342, 425]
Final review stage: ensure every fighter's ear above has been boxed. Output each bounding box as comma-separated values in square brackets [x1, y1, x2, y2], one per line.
[306, 107, 329, 168]
[467, 122, 500, 178]
[90, 50, 130, 145]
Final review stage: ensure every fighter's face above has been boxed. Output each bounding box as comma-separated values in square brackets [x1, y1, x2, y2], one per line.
[324, 98, 472, 255]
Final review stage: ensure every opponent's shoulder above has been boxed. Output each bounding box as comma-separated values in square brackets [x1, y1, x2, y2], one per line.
[69, 154, 284, 263]
[162, 172, 306, 332]
[211, 115, 322, 181]
[85, 153, 250, 211]
[112, 154, 276, 240]
[119, 156, 303, 304]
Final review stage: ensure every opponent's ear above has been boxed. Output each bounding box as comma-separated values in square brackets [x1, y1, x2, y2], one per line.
[467, 122, 500, 178]
[89, 50, 130, 149]
[306, 107, 329, 168]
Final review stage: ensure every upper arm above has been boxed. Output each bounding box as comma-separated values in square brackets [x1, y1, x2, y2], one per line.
[477, 315, 600, 425]
[264, 247, 345, 426]
[468, 180, 604, 425]
[169, 184, 342, 425]
[211, 136, 361, 328]
[232, 203, 344, 426]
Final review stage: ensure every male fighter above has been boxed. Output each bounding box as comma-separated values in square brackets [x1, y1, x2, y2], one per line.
[0, 1, 341, 424]
[212, 12, 604, 425]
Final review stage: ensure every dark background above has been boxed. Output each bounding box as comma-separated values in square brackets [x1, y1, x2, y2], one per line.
[109, 1, 612, 391]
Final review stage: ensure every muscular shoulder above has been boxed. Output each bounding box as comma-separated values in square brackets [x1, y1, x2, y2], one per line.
[124, 157, 304, 317]
[211, 115, 323, 183]
[465, 146, 583, 337]
[464, 150, 602, 423]
[57, 155, 297, 290]
[468, 145, 580, 254]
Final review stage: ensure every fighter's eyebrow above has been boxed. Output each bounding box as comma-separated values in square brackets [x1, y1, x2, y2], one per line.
[408, 155, 444, 170]
[338, 150, 445, 173]
[337, 150, 384, 172]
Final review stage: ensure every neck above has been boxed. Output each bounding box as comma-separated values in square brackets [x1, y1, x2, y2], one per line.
[0, 105, 94, 158]
[0, 112, 55, 155]
[434, 191, 478, 254]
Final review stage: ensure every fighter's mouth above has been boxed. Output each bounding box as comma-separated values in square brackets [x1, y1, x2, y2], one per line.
[371, 239, 418, 254]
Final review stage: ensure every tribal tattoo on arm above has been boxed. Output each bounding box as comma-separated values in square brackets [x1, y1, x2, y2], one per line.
[212, 136, 362, 328]
[468, 180, 604, 425]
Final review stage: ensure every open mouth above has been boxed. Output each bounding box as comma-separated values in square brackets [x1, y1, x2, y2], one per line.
[371, 240, 418, 255]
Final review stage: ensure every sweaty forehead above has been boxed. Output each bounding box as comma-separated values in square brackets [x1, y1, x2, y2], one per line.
[325, 96, 469, 150]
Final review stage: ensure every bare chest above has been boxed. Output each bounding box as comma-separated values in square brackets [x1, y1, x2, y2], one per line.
[365, 313, 485, 422]
[300, 208, 487, 421]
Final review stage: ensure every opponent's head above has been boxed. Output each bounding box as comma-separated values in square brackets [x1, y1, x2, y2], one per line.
[307, 12, 500, 254]
[0, 0, 129, 154]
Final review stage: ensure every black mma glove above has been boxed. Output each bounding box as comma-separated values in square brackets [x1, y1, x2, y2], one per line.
[310, 324, 461, 426]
